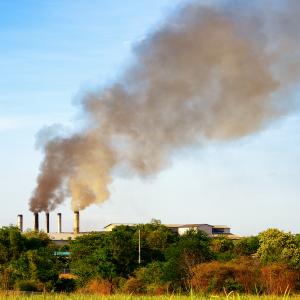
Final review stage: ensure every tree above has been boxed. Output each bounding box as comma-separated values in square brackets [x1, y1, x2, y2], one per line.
[0, 226, 61, 291]
[164, 230, 213, 290]
[23, 231, 51, 250]
[70, 227, 138, 284]
[107, 226, 138, 276]
[134, 221, 178, 264]
[12, 247, 60, 290]
[0, 226, 25, 263]
[211, 236, 235, 261]
[0, 227, 26, 289]
[257, 228, 300, 268]
[234, 236, 259, 256]
[70, 233, 110, 284]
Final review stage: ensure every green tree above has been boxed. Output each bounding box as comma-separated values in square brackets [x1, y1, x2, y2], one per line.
[0, 227, 26, 289]
[107, 226, 138, 276]
[23, 231, 51, 250]
[70, 227, 138, 284]
[70, 233, 110, 284]
[135, 221, 178, 264]
[234, 236, 259, 256]
[257, 228, 300, 268]
[0, 226, 61, 291]
[12, 247, 60, 289]
[0, 226, 25, 262]
[164, 230, 213, 290]
[211, 236, 235, 261]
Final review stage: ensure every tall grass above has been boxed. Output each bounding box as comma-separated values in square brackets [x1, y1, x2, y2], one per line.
[0, 294, 300, 300]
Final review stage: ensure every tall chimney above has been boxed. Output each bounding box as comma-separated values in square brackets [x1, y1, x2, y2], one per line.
[45, 212, 50, 233]
[73, 211, 79, 234]
[33, 212, 39, 231]
[57, 213, 62, 233]
[17, 214, 23, 232]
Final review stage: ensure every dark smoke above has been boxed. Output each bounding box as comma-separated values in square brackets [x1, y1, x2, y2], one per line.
[29, 0, 300, 212]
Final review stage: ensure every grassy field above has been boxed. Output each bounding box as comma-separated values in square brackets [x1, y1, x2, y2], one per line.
[0, 294, 300, 300]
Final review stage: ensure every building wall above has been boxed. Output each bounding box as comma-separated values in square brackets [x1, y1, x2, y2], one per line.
[178, 224, 213, 236]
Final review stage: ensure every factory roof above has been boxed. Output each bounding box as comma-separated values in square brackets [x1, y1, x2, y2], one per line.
[212, 225, 231, 229]
[176, 224, 211, 228]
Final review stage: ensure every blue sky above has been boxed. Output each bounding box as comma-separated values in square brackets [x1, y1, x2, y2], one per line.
[0, 0, 299, 235]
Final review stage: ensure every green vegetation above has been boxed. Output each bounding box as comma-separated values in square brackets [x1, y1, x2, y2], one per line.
[0, 295, 299, 300]
[1, 222, 300, 296]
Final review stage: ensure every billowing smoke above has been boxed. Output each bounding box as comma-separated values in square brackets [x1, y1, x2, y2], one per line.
[29, 0, 300, 212]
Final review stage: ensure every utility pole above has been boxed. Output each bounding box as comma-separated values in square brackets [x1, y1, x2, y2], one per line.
[138, 229, 141, 264]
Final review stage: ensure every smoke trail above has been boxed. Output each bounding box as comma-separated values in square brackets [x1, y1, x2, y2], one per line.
[29, 0, 300, 212]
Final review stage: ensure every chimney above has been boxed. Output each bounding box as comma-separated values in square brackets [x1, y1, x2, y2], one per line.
[57, 213, 62, 233]
[45, 212, 50, 233]
[33, 212, 39, 231]
[73, 211, 80, 234]
[17, 214, 23, 232]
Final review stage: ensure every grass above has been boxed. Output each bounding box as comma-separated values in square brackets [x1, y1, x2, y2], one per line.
[1, 294, 300, 300]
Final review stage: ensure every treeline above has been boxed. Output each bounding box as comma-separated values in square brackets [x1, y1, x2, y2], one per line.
[1, 221, 300, 295]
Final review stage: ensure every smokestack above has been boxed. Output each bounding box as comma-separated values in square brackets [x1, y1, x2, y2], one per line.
[33, 212, 39, 231]
[45, 212, 50, 233]
[17, 214, 23, 232]
[73, 211, 79, 234]
[57, 213, 62, 233]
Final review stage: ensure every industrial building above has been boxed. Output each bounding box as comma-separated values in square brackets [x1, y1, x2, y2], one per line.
[16, 212, 241, 244]
[104, 223, 238, 238]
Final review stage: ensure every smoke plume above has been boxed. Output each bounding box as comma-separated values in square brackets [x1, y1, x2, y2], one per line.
[29, 0, 300, 212]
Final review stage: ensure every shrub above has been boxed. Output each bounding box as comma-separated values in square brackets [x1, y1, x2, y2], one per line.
[145, 283, 170, 295]
[54, 278, 76, 292]
[257, 228, 300, 268]
[14, 279, 42, 292]
[260, 264, 299, 295]
[121, 277, 144, 294]
[234, 236, 260, 256]
[83, 279, 112, 295]
[190, 258, 260, 294]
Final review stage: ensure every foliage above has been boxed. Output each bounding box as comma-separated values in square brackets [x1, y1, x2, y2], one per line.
[134, 220, 178, 264]
[211, 236, 235, 261]
[121, 277, 144, 294]
[54, 278, 76, 293]
[70, 223, 177, 285]
[80, 279, 112, 295]
[11, 247, 60, 288]
[70, 226, 138, 283]
[234, 236, 260, 256]
[69, 233, 111, 284]
[14, 279, 41, 292]
[260, 264, 299, 295]
[0, 227, 25, 264]
[164, 229, 213, 290]
[257, 228, 300, 268]
[0, 226, 60, 291]
[1, 224, 300, 295]
[190, 258, 260, 294]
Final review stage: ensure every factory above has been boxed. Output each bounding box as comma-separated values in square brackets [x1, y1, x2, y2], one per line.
[16, 212, 240, 244]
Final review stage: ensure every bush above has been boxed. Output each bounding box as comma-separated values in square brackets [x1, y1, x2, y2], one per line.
[83, 279, 112, 295]
[54, 278, 76, 292]
[145, 283, 170, 295]
[121, 277, 144, 294]
[260, 264, 299, 295]
[234, 236, 259, 256]
[190, 258, 260, 294]
[14, 279, 42, 292]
